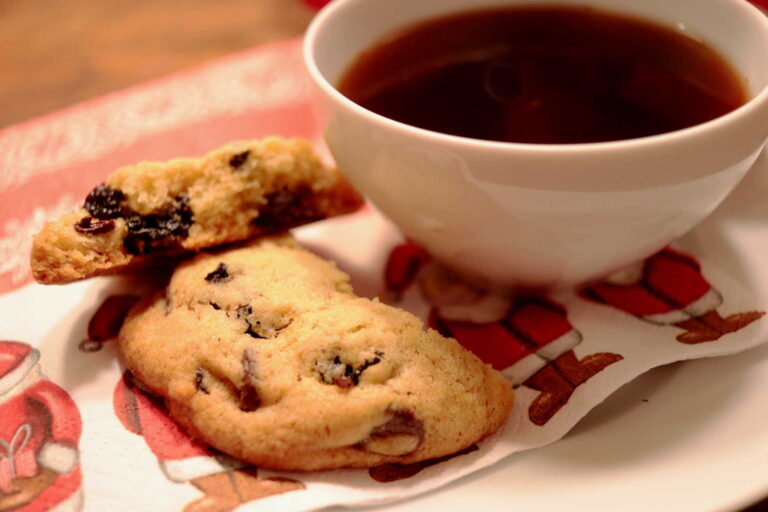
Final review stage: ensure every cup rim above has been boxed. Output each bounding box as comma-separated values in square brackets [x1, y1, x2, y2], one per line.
[304, 0, 768, 154]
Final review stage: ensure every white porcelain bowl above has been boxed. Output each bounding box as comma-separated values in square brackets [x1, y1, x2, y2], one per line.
[304, 0, 768, 289]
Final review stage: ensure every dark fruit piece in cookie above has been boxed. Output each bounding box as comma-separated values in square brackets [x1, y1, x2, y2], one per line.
[84, 184, 125, 220]
[252, 186, 321, 230]
[195, 368, 210, 394]
[229, 150, 250, 168]
[123, 195, 194, 255]
[205, 263, 231, 284]
[238, 349, 261, 411]
[74, 217, 115, 235]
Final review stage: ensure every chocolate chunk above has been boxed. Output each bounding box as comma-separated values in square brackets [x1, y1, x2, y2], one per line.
[369, 410, 424, 442]
[84, 184, 125, 220]
[74, 216, 116, 235]
[369, 444, 479, 482]
[229, 150, 250, 169]
[238, 389, 260, 412]
[238, 348, 261, 411]
[123, 195, 194, 255]
[361, 409, 425, 456]
[195, 368, 210, 394]
[251, 186, 322, 230]
[205, 263, 231, 283]
[209, 301, 221, 310]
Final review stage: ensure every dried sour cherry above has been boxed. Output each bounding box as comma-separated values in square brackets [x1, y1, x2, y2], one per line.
[74, 216, 115, 235]
[252, 186, 321, 230]
[229, 150, 250, 169]
[84, 184, 125, 220]
[123, 195, 194, 255]
[205, 263, 231, 283]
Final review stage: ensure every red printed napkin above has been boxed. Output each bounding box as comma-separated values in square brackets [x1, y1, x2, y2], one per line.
[1, 38, 767, 512]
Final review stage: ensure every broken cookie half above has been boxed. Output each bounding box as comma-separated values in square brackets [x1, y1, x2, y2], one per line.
[30, 137, 363, 284]
[118, 235, 514, 471]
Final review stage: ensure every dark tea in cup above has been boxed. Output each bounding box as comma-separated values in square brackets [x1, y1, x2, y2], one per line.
[305, 0, 768, 286]
[338, 6, 748, 144]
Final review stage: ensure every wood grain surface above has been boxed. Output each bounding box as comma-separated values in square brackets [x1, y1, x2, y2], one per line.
[0, 0, 315, 128]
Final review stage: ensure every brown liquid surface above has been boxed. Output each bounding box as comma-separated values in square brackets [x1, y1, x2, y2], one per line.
[338, 6, 747, 144]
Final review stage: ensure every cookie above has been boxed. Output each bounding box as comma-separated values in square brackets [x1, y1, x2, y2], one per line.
[118, 236, 513, 471]
[30, 137, 362, 284]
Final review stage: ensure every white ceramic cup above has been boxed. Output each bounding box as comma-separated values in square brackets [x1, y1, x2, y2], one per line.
[304, 0, 768, 289]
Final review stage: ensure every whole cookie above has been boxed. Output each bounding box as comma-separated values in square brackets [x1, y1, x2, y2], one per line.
[31, 137, 362, 284]
[118, 236, 514, 471]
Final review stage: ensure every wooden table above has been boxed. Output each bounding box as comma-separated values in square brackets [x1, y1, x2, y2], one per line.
[0, 0, 315, 129]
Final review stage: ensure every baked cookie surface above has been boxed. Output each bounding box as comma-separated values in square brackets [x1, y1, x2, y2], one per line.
[118, 236, 513, 471]
[31, 137, 362, 284]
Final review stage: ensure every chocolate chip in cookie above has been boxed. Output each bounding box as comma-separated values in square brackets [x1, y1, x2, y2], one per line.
[238, 348, 261, 411]
[361, 409, 425, 456]
[371, 410, 424, 441]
